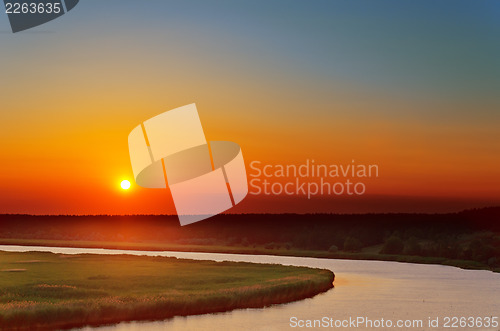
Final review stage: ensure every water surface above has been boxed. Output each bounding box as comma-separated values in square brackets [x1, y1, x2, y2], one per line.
[0, 245, 498, 330]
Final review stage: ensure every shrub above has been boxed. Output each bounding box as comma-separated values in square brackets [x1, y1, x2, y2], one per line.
[403, 237, 421, 256]
[381, 236, 404, 254]
[469, 239, 493, 262]
[343, 237, 362, 252]
[328, 245, 338, 253]
[487, 257, 498, 268]
[264, 242, 276, 250]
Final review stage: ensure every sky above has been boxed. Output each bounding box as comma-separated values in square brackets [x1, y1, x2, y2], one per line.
[0, 0, 499, 214]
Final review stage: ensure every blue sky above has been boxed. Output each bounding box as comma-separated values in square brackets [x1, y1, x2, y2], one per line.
[1, 0, 499, 105]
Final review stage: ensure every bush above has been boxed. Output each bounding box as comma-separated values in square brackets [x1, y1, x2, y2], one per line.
[381, 236, 404, 254]
[403, 237, 421, 256]
[469, 239, 493, 262]
[328, 245, 338, 253]
[487, 257, 498, 267]
[343, 237, 362, 252]
[264, 242, 276, 250]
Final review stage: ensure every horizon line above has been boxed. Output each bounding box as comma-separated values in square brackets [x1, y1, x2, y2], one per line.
[1, 206, 499, 218]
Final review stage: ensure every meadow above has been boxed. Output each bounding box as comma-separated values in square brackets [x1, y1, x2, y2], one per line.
[0, 251, 334, 330]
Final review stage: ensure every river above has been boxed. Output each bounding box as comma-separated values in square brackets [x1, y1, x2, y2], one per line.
[0, 245, 498, 330]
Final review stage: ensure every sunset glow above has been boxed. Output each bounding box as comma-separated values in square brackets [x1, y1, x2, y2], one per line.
[0, 1, 499, 215]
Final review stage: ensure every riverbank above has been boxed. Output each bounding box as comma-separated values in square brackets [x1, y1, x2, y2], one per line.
[1, 211, 498, 273]
[0, 250, 334, 330]
[0, 238, 497, 272]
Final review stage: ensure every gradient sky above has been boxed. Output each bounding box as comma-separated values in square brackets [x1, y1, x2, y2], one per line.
[0, 0, 499, 214]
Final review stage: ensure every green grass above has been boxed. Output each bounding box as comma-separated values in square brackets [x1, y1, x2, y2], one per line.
[0, 251, 334, 330]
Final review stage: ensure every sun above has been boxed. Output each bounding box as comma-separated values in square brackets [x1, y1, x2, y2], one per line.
[120, 180, 131, 190]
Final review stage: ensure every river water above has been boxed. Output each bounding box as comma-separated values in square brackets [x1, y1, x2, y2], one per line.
[0, 245, 498, 330]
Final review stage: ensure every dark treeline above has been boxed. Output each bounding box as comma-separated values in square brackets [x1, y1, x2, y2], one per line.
[1, 207, 499, 268]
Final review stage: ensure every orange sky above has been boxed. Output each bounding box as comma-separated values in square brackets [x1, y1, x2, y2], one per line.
[0, 1, 499, 214]
[1, 90, 498, 214]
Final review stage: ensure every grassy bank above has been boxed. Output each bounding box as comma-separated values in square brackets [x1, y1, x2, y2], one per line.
[0, 251, 334, 330]
[0, 238, 496, 272]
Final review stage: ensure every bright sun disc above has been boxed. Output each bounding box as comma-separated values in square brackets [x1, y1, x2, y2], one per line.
[121, 180, 131, 190]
